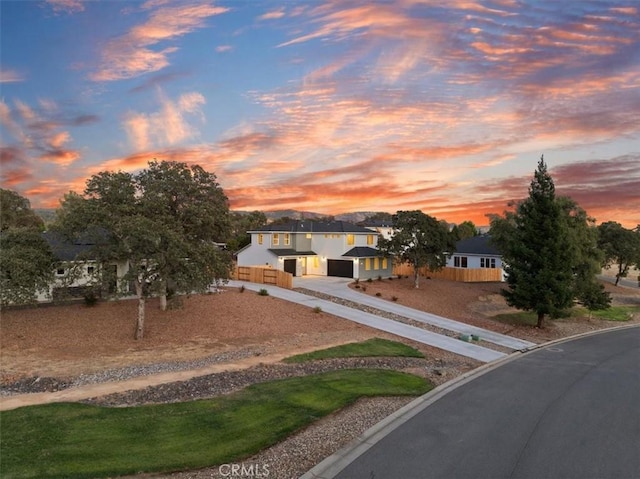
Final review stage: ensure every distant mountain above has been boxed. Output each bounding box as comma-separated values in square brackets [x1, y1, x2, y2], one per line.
[258, 209, 390, 224]
[34, 208, 56, 225]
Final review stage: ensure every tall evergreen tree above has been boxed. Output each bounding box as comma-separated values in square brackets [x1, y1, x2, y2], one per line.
[497, 156, 575, 327]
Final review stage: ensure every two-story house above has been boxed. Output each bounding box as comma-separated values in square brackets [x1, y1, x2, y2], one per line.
[236, 220, 393, 279]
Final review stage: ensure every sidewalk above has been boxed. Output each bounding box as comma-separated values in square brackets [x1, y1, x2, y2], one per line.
[228, 280, 506, 363]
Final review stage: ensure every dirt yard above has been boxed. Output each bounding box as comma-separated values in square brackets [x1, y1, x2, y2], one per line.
[2, 279, 638, 384]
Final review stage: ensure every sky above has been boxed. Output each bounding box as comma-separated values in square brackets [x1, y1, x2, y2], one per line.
[1, 0, 639, 228]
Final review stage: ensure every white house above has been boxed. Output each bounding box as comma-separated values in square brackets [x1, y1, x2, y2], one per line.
[237, 220, 393, 279]
[38, 231, 131, 302]
[361, 220, 395, 241]
[446, 235, 505, 281]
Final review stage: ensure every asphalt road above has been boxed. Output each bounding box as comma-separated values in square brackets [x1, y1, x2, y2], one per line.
[331, 326, 640, 479]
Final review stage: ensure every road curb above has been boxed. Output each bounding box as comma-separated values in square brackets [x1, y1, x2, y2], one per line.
[301, 323, 640, 479]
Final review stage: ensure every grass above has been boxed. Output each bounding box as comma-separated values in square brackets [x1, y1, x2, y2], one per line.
[283, 338, 424, 363]
[0, 369, 431, 479]
[493, 305, 639, 326]
[585, 305, 639, 321]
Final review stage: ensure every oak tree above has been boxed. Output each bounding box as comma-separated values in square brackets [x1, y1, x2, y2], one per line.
[378, 210, 454, 289]
[54, 161, 232, 339]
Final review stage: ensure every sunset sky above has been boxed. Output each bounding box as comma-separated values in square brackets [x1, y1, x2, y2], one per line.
[1, 0, 639, 227]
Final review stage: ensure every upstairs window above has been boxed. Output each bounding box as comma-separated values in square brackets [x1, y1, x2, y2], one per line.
[284, 233, 290, 246]
[272, 233, 279, 246]
[367, 234, 374, 245]
[347, 234, 355, 245]
[258, 234, 263, 245]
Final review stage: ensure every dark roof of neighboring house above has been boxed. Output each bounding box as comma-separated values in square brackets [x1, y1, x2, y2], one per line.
[361, 220, 394, 228]
[342, 246, 381, 258]
[267, 249, 317, 256]
[250, 220, 373, 234]
[42, 231, 97, 261]
[454, 235, 500, 256]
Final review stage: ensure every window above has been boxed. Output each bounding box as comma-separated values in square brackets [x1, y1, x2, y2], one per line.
[56, 268, 65, 276]
[365, 258, 371, 271]
[313, 257, 319, 268]
[258, 234, 263, 245]
[284, 233, 290, 246]
[374, 257, 379, 270]
[454, 256, 468, 268]
[367, 234, 374, 245]
[306, 233, 312, 239]
[87, 266, 95, 274]
[481, 257, 496, 268]
[347, 234, 355, 245]
[382, 257, 388, 269]
[272, 233, 279, 246]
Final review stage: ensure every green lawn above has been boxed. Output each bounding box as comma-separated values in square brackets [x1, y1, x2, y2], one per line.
[283, 338, 425, 363]
[0, 369, 432, 479]
[585, 305, 639, 321]
[493, 305, 639, 326]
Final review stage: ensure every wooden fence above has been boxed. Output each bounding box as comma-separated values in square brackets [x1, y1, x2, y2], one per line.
[392, 263, 503, 282]
[233, 266, 293, 289]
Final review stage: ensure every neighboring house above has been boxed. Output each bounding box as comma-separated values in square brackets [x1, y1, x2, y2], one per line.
[237, 220, 393, 279]
[38, 231, 130, 302]
[361, 220, 395, 241]
[446, 235, 505, 281]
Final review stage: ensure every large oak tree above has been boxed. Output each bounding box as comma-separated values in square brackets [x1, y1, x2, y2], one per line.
[378, 210, 454, 289]
[54, 161, 232, 339]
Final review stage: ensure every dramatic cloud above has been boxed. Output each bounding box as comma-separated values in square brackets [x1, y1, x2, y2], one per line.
[90, 2, 229, 81]
[122, 89, 206, 150]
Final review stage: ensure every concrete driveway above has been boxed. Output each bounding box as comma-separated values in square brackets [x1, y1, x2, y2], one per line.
[293, 276, 535, 351]
[304, 325, 640, 479]
[229, 280, 506, 363]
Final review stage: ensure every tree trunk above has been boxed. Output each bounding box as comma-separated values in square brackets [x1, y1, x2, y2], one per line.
[159, 280, 167, 311]
[413, 267, 420, 289]
[537, 311, 545, 328]
[134, 280, 145, 340]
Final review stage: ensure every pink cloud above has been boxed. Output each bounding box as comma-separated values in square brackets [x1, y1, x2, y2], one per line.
[45, 0, 84, 14]
[91, 3, 229, 81]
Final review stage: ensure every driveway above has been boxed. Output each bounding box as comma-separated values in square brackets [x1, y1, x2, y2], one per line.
[229, 280, 505, 363]
[304, 325, 640, 479]
[293, 276, 535, 350]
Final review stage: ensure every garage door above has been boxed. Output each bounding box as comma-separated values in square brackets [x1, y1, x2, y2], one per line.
[283, 259, 296, 276]
[327, 259, 353, 278]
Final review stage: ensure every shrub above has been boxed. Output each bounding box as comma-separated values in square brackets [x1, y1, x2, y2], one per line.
[375, 292, 382, 297]
[366, 278, 373, 283]
[83, 289, 98, 307]
[239, 285, 245, 293]
[313, 306, 322, 314]
[354, 284, 361, 289]
[258, 288, 269, 296]
[354, 278, 360, 284]
[392, 296, 398, 302]
[397, 274, 403, 280]
[377, 275, 382, 281]
[361, 286, 367, 292]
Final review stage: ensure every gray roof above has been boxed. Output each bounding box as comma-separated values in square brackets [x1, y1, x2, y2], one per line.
[342, 246, 382, 258]
[42, 231, 96, 261]
[250, 220, 373, 234]
[454, 235, 500, 256]
[267, 249, 317, 257]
